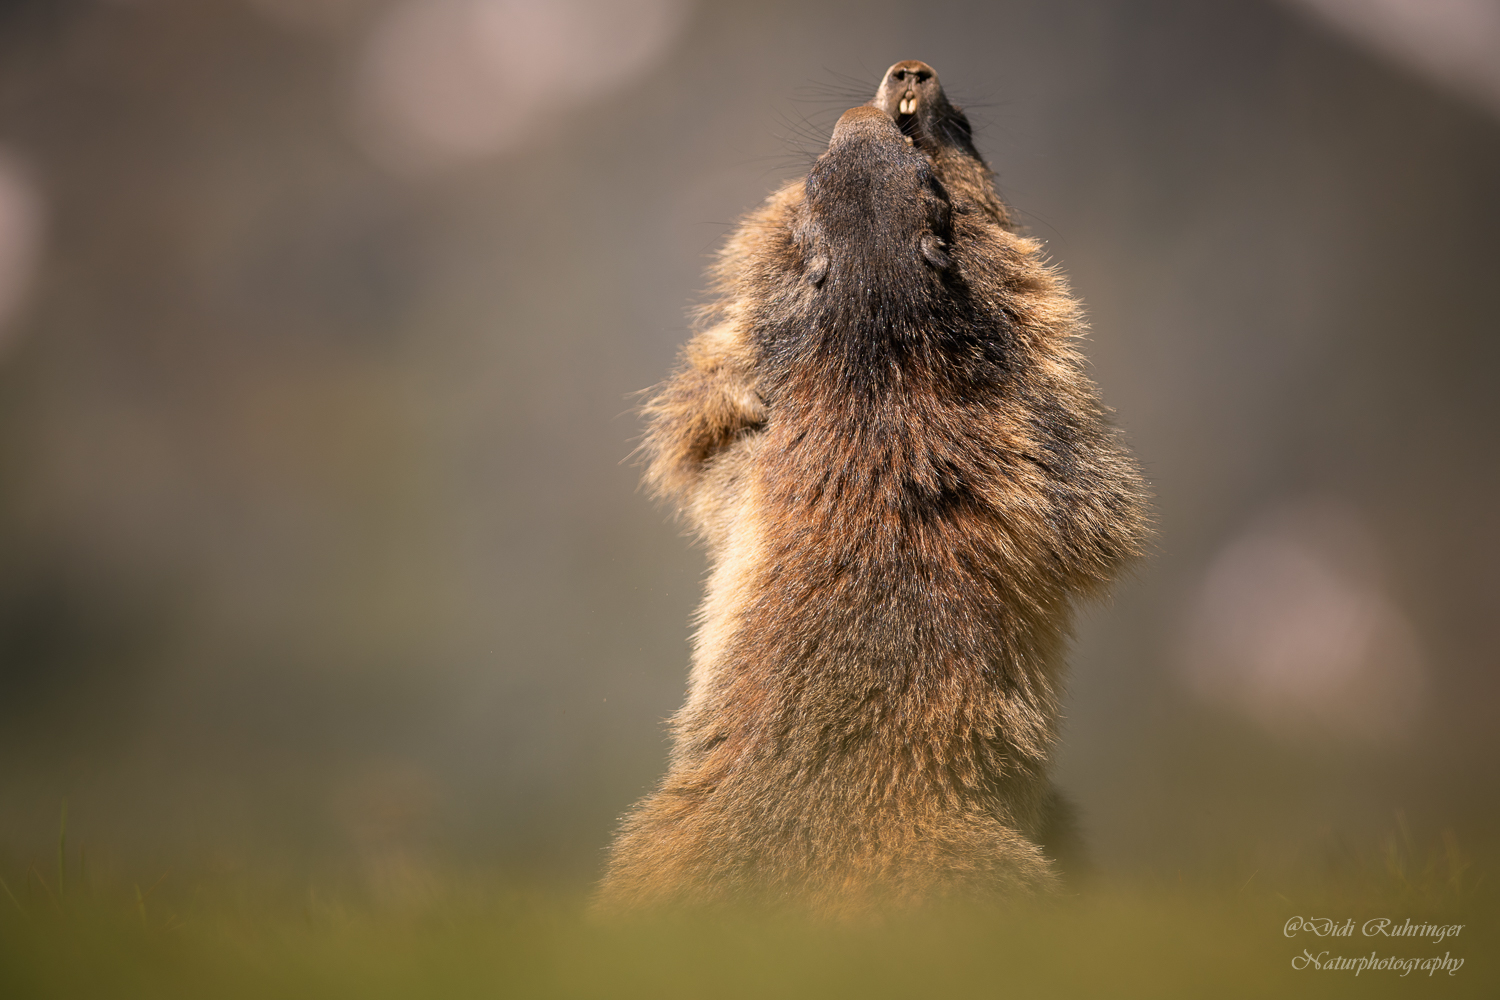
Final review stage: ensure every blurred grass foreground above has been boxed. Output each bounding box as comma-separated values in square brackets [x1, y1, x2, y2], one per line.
[1, 818, 1491, 999]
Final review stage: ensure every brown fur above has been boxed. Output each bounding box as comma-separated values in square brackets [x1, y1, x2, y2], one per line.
[599, 63, 1148, 916]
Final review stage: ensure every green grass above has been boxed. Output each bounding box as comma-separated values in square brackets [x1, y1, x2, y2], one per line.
[0, 832, 1491, 999]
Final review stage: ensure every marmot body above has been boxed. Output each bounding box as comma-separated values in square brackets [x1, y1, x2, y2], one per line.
[600, 62, 1148, 915]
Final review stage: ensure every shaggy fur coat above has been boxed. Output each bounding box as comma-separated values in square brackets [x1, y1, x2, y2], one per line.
[599, 62, 1149, 915]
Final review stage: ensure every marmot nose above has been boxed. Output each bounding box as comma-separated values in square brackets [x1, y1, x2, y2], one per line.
[874, 60, 938, 118]
[886, 60, 936, 83]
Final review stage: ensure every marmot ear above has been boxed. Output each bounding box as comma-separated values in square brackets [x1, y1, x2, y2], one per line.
[805, 253, 830, 287]
[919, 233, 949, 271]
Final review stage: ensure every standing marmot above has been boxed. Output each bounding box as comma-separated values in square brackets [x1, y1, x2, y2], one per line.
[600, 61, 1148, 915]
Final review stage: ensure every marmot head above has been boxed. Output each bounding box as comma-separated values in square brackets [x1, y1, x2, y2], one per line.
[870, 60, 983, 166]
[756, 103, 1011, 402]
[800, 106, 954, 292]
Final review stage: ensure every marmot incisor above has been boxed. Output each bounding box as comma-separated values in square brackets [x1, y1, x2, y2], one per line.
[600, 61, 1148, 915]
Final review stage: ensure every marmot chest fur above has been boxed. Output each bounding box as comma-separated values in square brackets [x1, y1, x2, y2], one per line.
[600, 61, 1148, 915]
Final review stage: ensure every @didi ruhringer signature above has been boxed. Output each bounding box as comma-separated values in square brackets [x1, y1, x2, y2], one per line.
[1283, 916, 1464, 943]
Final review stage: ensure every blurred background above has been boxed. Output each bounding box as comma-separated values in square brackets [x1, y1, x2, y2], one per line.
[0, 0, 1495, 895]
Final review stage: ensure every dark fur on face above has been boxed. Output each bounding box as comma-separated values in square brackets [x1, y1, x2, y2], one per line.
[598, 63, 1148, 917]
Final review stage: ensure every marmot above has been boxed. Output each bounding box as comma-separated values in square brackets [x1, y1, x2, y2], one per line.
[599, 61, 1148, 915]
